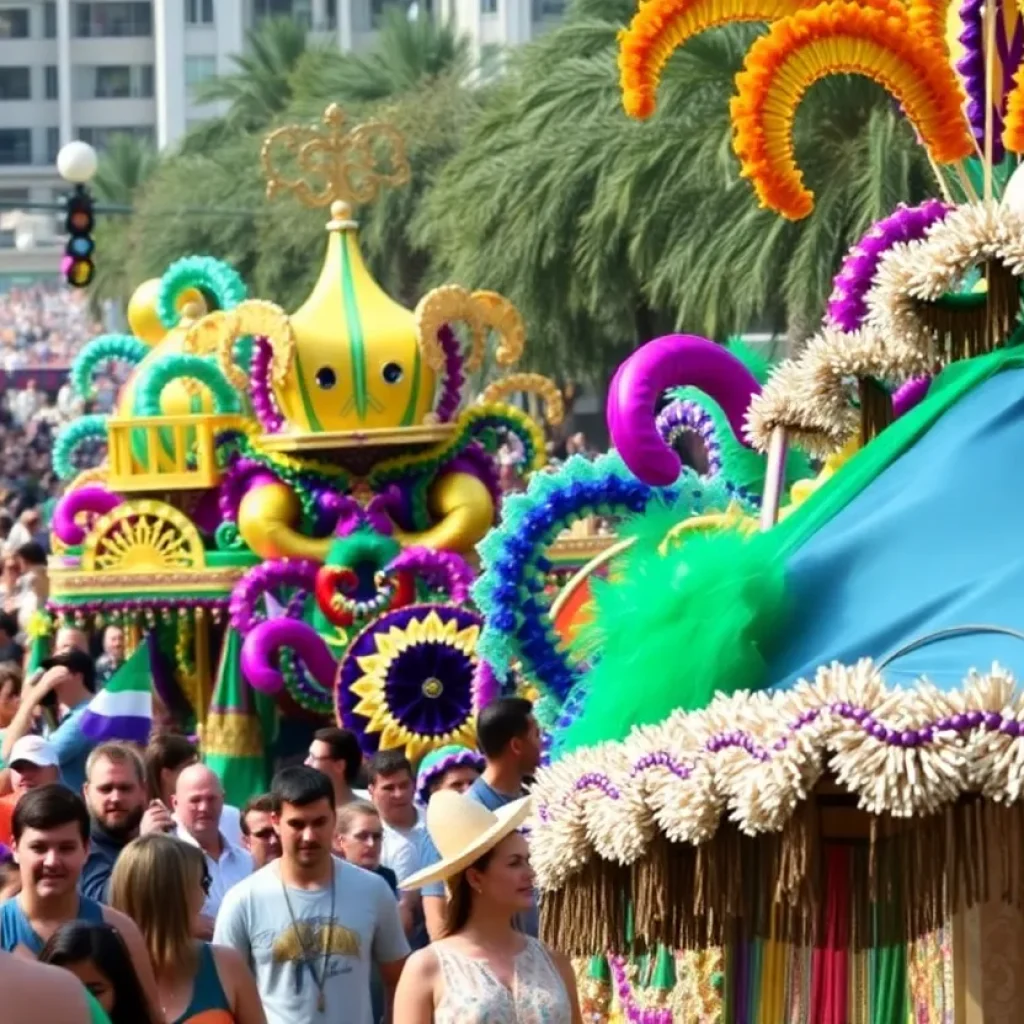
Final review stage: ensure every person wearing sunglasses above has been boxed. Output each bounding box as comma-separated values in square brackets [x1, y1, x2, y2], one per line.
[239, 795, 280, 869]
[109, 833, 265, 1024]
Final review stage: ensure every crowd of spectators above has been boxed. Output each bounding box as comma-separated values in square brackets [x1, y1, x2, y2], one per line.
[0, 283, 100, 370]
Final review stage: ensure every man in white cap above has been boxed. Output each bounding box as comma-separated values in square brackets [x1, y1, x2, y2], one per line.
[0, 735, 59, 847]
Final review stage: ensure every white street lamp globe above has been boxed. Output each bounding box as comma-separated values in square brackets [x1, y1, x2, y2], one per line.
[56, 140, 98, 184]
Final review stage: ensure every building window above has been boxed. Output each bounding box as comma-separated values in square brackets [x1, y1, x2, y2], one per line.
[83, 64, 155, 98]
[44, 2, 58, 37]
[0, 8, 29, 38]
[254, 0, 310, 25]
[531, 0, 564, 16]
[46, 127, 60, 163]
[0, 130, 31, 166]
[0, 68, 30, 101]
[480, 0, 497, 11]
[79, 125, 155, 151]
[45, 66, 59, 100]
[74, 2, 152, 38]
[185, 0, 214, 24]
[184, 56, 216, 90]
[370, 0, 403, 28]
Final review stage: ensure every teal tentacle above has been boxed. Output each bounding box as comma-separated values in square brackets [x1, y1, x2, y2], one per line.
[53, 415, 108, 480]
[157, 256, 247, 329]
[662, 386, 813, 501]
[71, 334, 148, 399]
[135, 355, 242, 417]
[472, 453, 727, 702]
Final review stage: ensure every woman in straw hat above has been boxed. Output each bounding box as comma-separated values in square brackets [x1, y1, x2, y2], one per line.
[394, 790, 581, 1023]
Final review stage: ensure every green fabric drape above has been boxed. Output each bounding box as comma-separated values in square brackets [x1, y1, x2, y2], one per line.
[202, 629, 273, 807]
[560, 347, 1024, 753]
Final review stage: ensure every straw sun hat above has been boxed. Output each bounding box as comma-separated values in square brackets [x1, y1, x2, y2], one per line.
[400, 789, 532, 890]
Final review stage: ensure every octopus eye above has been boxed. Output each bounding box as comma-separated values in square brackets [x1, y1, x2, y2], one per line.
[315, 367, 337, 390]
[381, 362, 404, 385]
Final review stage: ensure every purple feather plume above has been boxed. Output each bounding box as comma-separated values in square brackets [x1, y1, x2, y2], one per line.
[827, 201, 951, 332]
[958, 0, 1024, 164]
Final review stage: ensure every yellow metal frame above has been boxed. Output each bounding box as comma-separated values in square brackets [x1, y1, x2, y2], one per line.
[106, 413, 243, 491]
[256, 423, 455, 454]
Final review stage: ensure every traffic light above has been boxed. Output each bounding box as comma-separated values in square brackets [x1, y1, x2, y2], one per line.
[62, 184, 95, 288]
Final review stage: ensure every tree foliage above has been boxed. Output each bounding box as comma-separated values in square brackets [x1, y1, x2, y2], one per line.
[92, 0, 938, 383]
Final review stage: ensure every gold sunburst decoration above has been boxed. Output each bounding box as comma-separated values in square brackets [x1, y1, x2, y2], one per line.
[82, 500, 206, 574]
[340, 604, 481, 763]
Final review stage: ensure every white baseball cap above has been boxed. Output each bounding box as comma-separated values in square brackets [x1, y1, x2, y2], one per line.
[9, 735, 58, 769]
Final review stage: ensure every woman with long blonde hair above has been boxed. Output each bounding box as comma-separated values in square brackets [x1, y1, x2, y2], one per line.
[395, 791, 582, 1024]
[108, 834, 265, 1024]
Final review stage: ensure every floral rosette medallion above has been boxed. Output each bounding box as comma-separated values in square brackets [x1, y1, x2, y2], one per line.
[336, 603, 482, 760]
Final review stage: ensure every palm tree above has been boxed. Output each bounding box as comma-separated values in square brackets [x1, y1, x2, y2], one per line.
[91, 132, 157, 204]
[289, 7, 472, 108]
[194, 16, 313, 131]
[418, 0, 934, 380]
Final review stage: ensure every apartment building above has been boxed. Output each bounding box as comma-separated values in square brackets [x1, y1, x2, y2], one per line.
[0, 0, 565, 280]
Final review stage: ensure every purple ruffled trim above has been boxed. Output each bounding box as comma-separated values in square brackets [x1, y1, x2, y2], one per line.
[655, 399, 723, 478]
[957, 0, 1024, 165]
[826, 201, 951, 332]
[387, 547, 475, 603]
[218, 458, 279, 522]
[415, 749, 485, 805]
[446, 443, 502, 519]
[435, 325, 465, 423]
[251, 337, 285, 433]
[229, 558, 319, 633]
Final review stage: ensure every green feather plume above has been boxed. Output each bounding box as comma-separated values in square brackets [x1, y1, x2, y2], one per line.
[558, 518, 790, 753]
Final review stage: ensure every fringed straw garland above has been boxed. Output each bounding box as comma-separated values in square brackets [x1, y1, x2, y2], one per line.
[532, 660, 1024, 954]
[540, 794, 1024, 957]
[747, 202, 1024, 457]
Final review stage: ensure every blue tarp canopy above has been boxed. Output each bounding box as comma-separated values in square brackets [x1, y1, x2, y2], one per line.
[767, 367, 1024, 691]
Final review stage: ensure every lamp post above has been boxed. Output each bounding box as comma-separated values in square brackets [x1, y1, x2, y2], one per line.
[56, 140, 98, 288]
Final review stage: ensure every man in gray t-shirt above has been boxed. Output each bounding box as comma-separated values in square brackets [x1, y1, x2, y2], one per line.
[214, 766, 409, 1024]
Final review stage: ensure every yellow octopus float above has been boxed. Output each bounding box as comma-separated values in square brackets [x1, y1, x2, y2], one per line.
[45, 106, 569, 772]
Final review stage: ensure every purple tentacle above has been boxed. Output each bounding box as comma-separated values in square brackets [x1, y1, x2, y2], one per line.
[435, 325, 465, 423]
[826, 201, 951, 332]
[218, 458, 279, 522]
[445, 443, 502, 517]
[655, 399, 724, 477]
[52, 485, 122, 546]
[327, 485, 401, 536]
[364, 487, 401, 535]
[241, 618, 336, 695]
[893, 376, 932, 418]
[472, 660, 500, 711]
[250, 337, 285, 433]
[229, 558, 319, 632]
[387, 547, 475, 602]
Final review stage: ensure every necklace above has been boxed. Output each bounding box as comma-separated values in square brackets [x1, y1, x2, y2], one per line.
[279, 859, 337, 1014]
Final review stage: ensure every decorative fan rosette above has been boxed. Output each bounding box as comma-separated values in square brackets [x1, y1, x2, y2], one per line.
[336, 603, 482, 761]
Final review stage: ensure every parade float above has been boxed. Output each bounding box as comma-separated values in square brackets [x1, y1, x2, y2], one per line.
[518, 0, 1024, 1020]
[41, 103, 807, 792]
[42, 104, 580, 780]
